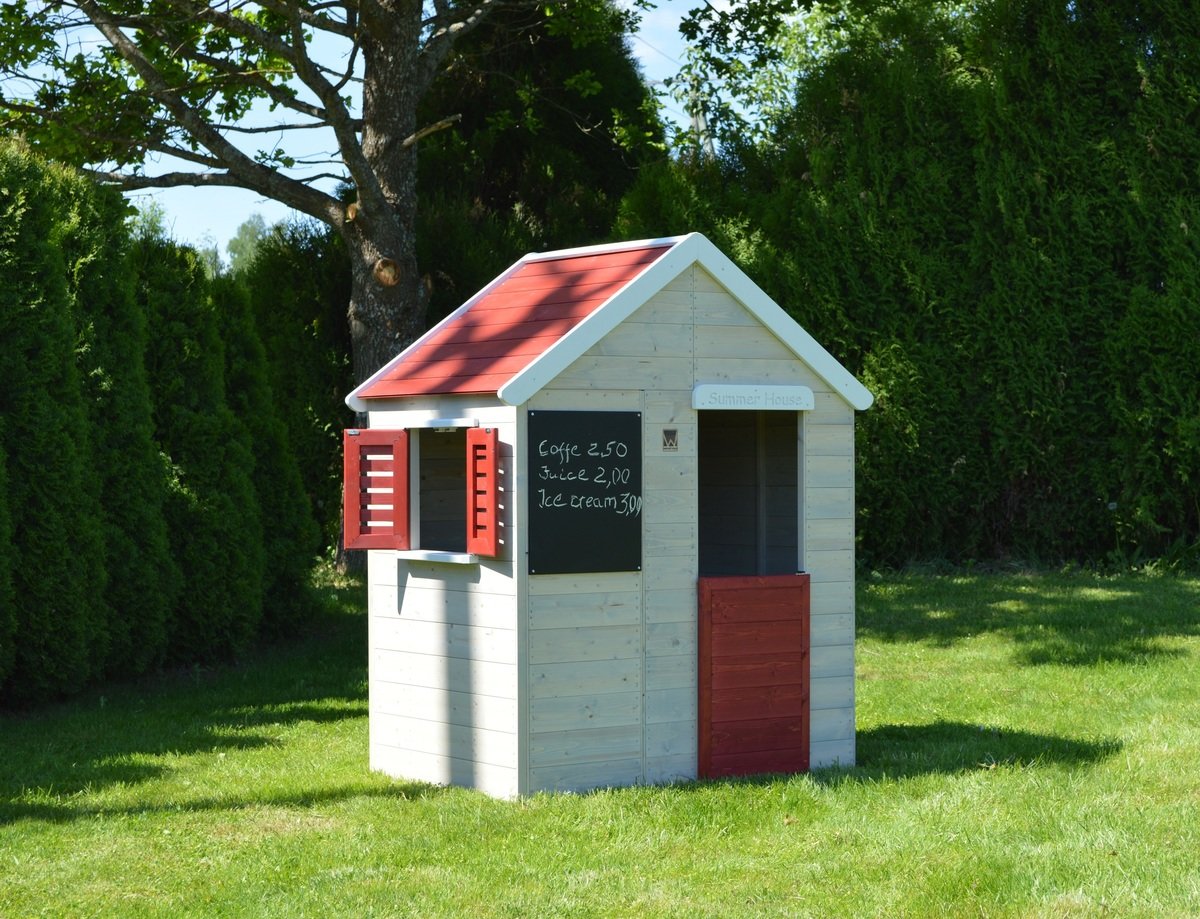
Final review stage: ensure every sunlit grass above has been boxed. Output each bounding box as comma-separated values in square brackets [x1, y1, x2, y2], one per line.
[2, 569, 1198, 917]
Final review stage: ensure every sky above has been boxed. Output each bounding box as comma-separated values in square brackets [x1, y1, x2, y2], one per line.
[141, 1, 700, 258]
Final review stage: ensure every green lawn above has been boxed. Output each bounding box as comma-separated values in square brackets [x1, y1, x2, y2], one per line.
[2, 570, 1199, 917]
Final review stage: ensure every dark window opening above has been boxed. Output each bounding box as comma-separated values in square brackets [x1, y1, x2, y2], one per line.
[698, 411, 799, 577]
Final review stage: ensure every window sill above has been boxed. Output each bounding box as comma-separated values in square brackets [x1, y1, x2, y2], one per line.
[395, 549, 479, 565]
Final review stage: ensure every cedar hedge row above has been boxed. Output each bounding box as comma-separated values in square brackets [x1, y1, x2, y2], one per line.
[0, 142, 319, 704]
[617, 0, 1200, 566]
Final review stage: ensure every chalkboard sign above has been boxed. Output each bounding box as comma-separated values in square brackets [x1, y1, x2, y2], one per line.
[528, 411, 642, 575]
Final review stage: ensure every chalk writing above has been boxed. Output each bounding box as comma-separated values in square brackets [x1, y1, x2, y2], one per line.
[528, 411, 642, 574]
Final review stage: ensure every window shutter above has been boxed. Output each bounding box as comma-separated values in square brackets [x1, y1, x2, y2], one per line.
[343, 429, 410, 550]
[466, 426, 500, 556]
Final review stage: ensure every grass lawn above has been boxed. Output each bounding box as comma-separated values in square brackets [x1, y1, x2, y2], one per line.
[2, 569, 1199, 917]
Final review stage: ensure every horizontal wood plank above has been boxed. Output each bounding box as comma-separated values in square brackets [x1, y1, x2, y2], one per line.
[645, 754, 696, 785]
[645, 588, 697, 623]
[645, 653, 695, 691]
[810, 645, 855, 680]
[529, 758, 644, 793]
[646, 687, 696, 724]
[529, 690, 642, 732]
[527, 590, 642, 630]
[370, 745, 519, 799]
[710, 653, 807, 691]
[372, 617, 516, 665]
[371, 711, 516, 768]
[694, 324, 795, 361]
[693, 357, 823, 387]
[710, 683, 807, 724]
[370, 649, 516, 698]
[529, 657, 642, 698]
[369, 585, 516, 630]
[529, 724, 642, 765]
[706, 747, 808, 777]
[528, 625, 642, 665]
[646, 620, 695, 657]
[371, 681, 517, 731]
[810, 706, 855, 742]
[527, 571, 641, 596]
[809, 738, 855, 769]
[709, 716, 808, 755]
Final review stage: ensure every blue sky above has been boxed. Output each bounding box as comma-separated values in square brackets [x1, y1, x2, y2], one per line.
[144, 1, 697, 257]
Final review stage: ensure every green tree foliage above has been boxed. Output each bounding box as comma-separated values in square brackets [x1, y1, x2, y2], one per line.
[227, 214, 268, 277]
[415, 1, 666, 322]
[620, 0, 1200, 564]
[0, 142, 109, 701]
[0, 437, 14, 688]
[0, 0, 658, 388]
[57, 173, 181, 678]
[236, 220, 353, 548]
[133, 232, 265, 661]
[212, 275, 321, 634]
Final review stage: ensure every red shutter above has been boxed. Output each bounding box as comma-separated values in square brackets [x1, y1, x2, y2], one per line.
[343, 429, 410, 550]
[466, 426, 500, 556]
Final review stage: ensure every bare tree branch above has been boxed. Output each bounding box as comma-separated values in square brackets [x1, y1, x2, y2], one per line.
[416, 0, 500, 99]
[81, 168, 250, 189]
[75, 0, 342, 224]
[400, 113, 461, 149]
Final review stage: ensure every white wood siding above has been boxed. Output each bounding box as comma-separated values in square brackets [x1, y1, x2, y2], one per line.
[522, 264, 860, 790]
[802, 398, 857, 768]
[366, 400, 521, 798]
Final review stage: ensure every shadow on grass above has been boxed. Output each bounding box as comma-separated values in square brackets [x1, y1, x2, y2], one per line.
[807, 720, 1123, 787]
[1, 778, 448, 824]
[859, 572, 1200, 666]
[0, 579, 381, 822]
[697, 722, 1122, 791]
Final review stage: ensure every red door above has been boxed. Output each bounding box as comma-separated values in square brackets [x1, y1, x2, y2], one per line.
[698, 574, 810, 779]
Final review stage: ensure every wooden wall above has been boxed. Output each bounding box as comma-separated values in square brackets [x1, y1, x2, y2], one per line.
[521, 264, 858, 791]
[367, 399, 522, 799]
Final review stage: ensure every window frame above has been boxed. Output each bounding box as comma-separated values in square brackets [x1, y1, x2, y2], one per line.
[344, 422, 501, 562]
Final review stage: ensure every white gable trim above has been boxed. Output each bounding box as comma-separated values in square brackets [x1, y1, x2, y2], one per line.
[688, 234, 874, 411]
[499, 233, 874, 411]
[524, 234, 687, 263]
[496, 236, 699, 406]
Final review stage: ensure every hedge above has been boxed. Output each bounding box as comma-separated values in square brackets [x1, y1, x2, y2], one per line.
[0, 142, 319, 704]
[617, 0, 1200, 566]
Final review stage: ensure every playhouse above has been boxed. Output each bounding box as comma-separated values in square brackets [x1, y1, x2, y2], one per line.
[343, 233, 873, 798]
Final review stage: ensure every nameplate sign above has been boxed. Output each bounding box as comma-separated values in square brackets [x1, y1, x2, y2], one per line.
[692, 384, 815, 411]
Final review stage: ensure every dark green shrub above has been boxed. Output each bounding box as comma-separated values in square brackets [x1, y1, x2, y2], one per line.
[213, 276, 320, 634]
[134, 234, 265, 661]
[57, 177, 179, 677]
[0, 436, 14, 688]
[0, 142, 109, 701]
[236, 221, 353, 550]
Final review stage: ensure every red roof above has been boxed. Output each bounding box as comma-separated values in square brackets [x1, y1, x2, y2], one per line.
[355, 242, 672, 399]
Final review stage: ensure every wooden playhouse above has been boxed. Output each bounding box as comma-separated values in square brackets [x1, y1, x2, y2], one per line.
[343, 233, 873, 797]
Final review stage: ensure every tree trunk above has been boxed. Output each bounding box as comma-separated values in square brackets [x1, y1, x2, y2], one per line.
[345, 10, 429, 385]
[344, 215, 426, 385]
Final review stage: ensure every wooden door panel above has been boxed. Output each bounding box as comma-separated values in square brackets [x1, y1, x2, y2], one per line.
[699, 574, 810, 779]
